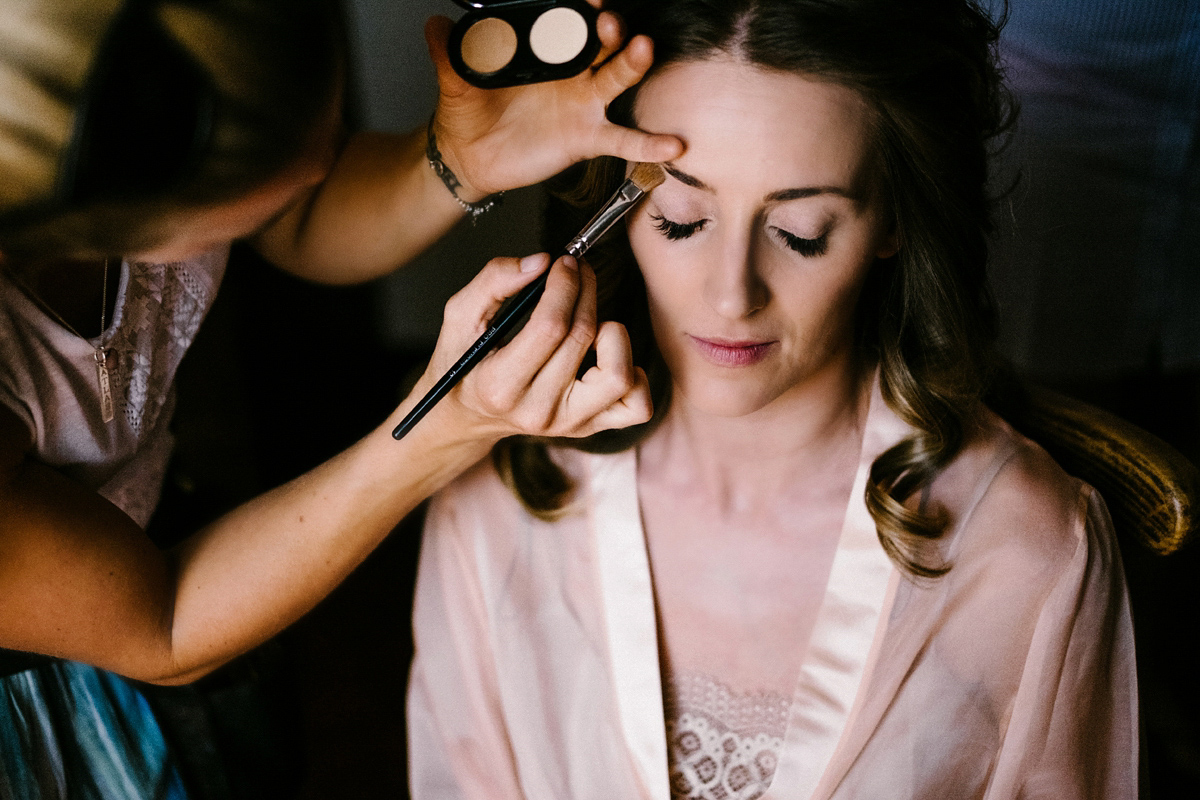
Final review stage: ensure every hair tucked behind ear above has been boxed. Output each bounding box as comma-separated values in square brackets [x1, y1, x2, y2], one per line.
[497, 0, 1014, 579]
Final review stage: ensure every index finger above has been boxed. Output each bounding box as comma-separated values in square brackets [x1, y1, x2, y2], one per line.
[484, 255, 588, 391]
[592, 11, 625, 67]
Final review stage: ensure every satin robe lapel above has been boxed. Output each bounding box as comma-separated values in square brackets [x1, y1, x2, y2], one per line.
[589, 450, 671, 800]
[811, 431, 1021, 799]
[768, 379, 910, 800]
[811, 438, 1017, 800]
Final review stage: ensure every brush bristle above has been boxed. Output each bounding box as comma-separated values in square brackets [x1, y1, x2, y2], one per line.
[629, 162, 666, 193]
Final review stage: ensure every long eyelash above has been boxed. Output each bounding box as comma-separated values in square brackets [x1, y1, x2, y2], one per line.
[774, 228, 828, 257]
[650, 214, 708, 241]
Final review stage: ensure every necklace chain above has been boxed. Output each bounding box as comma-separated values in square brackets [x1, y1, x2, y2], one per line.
[8, 259, 116, 423]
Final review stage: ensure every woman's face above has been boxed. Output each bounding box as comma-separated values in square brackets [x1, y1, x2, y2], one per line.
[627, 57, 896, 418]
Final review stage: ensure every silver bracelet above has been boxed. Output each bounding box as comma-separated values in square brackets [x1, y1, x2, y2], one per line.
[426, 119, 503, 221]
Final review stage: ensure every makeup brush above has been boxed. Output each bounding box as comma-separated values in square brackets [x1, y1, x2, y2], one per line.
[392, 161, 667, 440]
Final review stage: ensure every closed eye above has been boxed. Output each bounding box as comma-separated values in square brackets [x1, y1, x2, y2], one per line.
[650, 214, 708, 241]
[772, 227, 828, 257]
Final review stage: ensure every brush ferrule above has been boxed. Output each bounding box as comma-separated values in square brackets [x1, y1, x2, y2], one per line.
[565, 179, 646, 259]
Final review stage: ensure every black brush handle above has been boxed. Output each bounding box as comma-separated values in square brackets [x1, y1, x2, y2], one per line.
[391, 270, 549, 440]
[390, 171, 651, 441]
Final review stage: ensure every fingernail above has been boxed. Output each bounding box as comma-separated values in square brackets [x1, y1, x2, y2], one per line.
[519, 253, 547, 273]
[561, 255, 578, 270]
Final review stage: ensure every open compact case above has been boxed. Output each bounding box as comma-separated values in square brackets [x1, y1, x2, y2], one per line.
[447, 0, 601, 88]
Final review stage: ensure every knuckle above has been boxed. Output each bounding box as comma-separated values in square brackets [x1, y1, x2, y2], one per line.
[590, 363, 631, 395]
[570, 309, 598, 348]
[613, 369, 636, 395]
[442, 289, 474, 324]
[529, 314, 571, 345]
[567, 318, 597, 351]
[473, 382, 517, 416]
[574, 293, 598, 328]
[631, 394, 653, 422]
[443, 289, 466, 316]
[514, 405, 554, 435]
[605, 375, 635, 403]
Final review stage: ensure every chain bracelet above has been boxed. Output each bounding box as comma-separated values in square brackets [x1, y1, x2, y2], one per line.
[426, 119, 504, 221]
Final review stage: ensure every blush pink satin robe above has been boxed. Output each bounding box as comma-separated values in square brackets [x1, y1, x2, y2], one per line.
[407, 382, 1138, 799]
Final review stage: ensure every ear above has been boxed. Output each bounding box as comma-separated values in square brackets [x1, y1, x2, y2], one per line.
[875, 217, 899, 260]
[876, 230, 899, 260]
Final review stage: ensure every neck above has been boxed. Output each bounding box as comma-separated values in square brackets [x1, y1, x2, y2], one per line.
[640, 356, 872, 515]
[2, 256, 119, 338]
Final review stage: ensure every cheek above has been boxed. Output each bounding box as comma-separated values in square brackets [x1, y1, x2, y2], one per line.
[629, 229, 694, 323]
[626, 218, 659, 272]
[795, 254, 876, 345]
[629, 225, 667, 301]
[816, 276, 864, 338]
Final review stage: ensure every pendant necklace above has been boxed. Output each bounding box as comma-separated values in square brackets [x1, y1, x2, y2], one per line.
[94, 260, 115, 423]
[9, 259, 117, 423]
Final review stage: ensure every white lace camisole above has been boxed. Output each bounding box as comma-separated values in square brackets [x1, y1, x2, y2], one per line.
[665, 670, 789, 800]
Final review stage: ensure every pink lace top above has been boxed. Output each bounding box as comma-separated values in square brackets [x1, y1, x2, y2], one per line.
[0, 248, 228, 526]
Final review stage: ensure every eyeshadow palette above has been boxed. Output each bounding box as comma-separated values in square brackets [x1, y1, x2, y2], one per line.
[448, 0, 601, 88]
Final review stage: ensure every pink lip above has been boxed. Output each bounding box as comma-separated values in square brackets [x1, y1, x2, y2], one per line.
[689, 336, 777, 367]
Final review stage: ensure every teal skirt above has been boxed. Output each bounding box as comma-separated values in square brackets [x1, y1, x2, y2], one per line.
[0, 661, 186, 800]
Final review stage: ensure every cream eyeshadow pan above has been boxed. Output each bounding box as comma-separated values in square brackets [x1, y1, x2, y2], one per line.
[448, 0, 600, 88]
[460, 17, 519, 74]
[529, 7, 589, 64]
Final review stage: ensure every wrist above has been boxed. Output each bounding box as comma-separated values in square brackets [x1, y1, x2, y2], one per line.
[367, 404, 496, 503]
[387, 374, 503, 463]
[426, 118, 503, 219]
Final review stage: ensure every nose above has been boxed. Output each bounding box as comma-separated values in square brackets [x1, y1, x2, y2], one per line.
[702, 228, 769, 319]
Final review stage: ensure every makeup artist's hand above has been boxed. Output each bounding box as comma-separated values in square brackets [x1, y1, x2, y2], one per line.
[407, 252, 652, 442]
[423, 6, 684, 201]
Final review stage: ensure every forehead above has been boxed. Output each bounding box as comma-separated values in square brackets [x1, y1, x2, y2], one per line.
[633, 57, 876, 199]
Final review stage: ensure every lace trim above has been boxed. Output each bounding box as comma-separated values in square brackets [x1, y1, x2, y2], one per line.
[109, 261, 210, 436]
[665, 672, 788, 800]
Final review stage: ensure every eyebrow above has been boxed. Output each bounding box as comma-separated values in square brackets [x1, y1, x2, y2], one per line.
[663, 163, 709, 189]
[663, 163, 859, 203]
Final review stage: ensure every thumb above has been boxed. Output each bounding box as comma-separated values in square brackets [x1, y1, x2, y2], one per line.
[424, 15, 470, 97]
[592, 124, 684, 165]
[443, 253, 552, 334]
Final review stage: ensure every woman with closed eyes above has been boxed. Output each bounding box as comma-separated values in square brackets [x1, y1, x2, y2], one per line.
[406, 1, 1138, 797]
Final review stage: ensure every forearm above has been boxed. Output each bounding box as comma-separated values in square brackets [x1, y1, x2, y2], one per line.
[253, 128, 468, 285]
[158, 399, 491, 683]
[2, 374, 489, 685]
[161, 255, 647, 679]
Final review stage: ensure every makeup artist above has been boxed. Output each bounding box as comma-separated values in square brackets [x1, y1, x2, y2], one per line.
[0, 0, 681, 797]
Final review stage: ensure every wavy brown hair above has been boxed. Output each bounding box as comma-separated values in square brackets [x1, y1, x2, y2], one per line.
[496, 0, 1014, 578]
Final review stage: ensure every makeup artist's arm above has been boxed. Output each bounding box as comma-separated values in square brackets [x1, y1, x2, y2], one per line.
[0, 255, 649, 685]
[254, 10, 682, 284]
